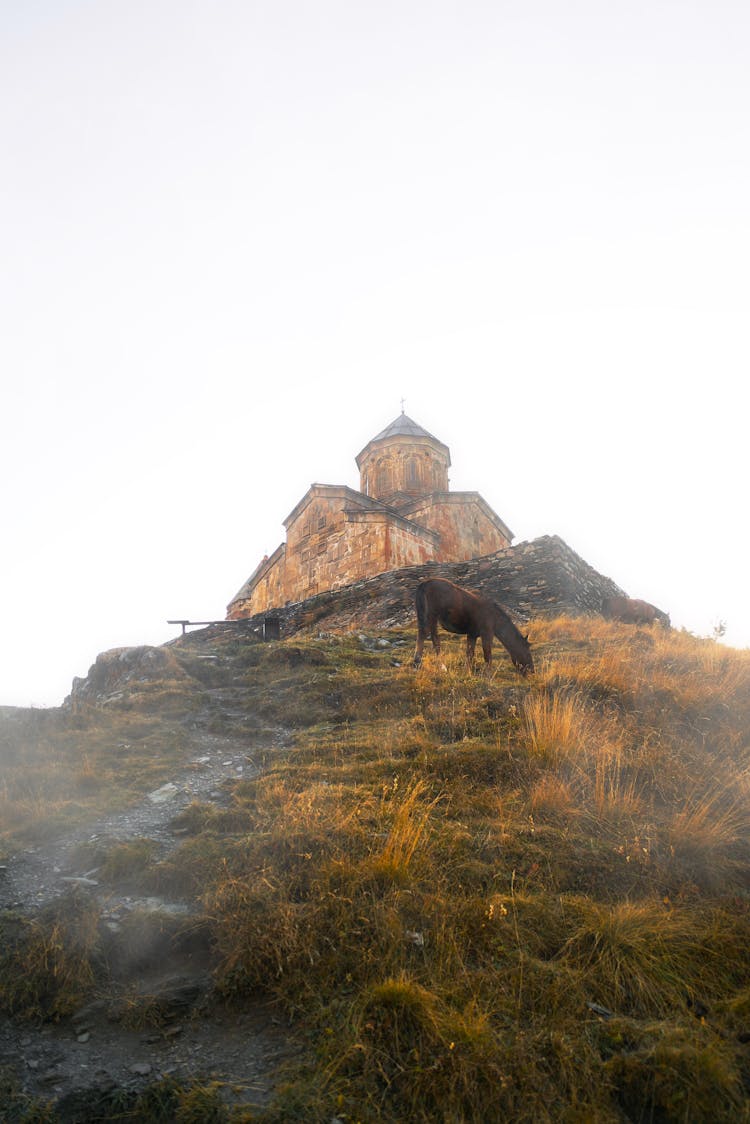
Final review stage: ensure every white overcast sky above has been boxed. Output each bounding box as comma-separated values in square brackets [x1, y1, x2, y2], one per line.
[2, 0, 748, 707]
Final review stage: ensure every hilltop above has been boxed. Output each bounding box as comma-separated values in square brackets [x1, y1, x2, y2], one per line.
[1, 612, 750, 1121]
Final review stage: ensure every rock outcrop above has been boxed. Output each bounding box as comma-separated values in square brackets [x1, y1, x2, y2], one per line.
[68, 646, 190, 707]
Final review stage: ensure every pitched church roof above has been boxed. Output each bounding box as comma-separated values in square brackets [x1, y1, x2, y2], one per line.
[357, 412, 451, 467]
[370, 412, 441, 443]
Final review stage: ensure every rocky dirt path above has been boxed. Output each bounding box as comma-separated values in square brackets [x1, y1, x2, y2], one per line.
[1, 730, 268, 912]
[1, 708, 301, 1117]
[1, 993, 296, 1115]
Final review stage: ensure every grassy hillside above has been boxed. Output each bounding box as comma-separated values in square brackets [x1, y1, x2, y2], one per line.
[2, 616, 750, 1121]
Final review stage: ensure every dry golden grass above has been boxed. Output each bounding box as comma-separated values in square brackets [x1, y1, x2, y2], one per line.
[0, 707, 190, 846]
[3, 618, 750, 1120]
[368, 778, 442, 882]
[528, 773, 581, 822]
[0, 892, 101, 1020]
[665, 775, 750, 891]
[560, 897, 708, 1016]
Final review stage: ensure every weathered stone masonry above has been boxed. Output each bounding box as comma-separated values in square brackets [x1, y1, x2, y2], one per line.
[227, 413, 624, 637]
[235, 536, 624, 640]
[227, 413, 513, 619]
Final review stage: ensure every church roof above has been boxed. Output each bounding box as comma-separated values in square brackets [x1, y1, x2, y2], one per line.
[369, 412, 442, 444]
[356, 412, 450, 467]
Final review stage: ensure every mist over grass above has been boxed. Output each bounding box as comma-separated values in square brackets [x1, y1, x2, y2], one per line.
[2, 618, 750, 1120]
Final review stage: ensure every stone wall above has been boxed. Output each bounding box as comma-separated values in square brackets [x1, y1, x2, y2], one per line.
[230, 492, 442, 617]
[234, 535, 624, 638]
[359, 439, 450, 501]
[229, 489, 515, 618]
[404, 493, 511, 562]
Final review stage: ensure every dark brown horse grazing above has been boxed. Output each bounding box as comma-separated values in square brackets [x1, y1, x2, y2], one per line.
[414, 579, 533, 673]
[602, 595, 670, 628]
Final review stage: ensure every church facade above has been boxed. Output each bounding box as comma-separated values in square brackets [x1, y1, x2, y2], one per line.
[226, 413, 514, 619]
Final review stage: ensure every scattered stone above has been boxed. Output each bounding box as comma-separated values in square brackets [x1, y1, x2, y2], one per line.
[39, 1067, 65, 1084]
[147, 782, 180, 804]
[72, 1000, 107, 1026]
[106, 999, 130, 1023]
[586, 1001, 614, 1019]
[76, 1032, 90, 1044]
[125, 896, 190, 915]
[130, 1061, 152, 1076]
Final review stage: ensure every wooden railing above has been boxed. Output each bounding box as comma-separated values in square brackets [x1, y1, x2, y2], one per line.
[167, 618, 280, 639]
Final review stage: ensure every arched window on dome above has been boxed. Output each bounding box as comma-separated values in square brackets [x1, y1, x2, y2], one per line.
[406, 458, 419, 488]
[376, 463, 389, 496]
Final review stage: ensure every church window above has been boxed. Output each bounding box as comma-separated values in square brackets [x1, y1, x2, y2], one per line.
[318, 515, 327, 530]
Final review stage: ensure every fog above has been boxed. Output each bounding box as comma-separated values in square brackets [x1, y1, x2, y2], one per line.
[2, 1, 748, 706]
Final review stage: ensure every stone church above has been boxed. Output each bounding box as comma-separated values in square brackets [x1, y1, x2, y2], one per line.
[226, 412, 514, 619]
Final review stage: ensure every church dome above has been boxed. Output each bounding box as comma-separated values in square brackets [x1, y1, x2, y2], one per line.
[356, 412, 450, 501]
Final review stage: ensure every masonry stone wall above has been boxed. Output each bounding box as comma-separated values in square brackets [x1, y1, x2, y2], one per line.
[233, 535, 624, 639]
[285, 507, 433, 603]
[233, 546, 286, 618]
[229, 493, 512, 619]
[404, 494, 510, 562]
[229, 494, 441, 617]
[359, 440, 449, 501]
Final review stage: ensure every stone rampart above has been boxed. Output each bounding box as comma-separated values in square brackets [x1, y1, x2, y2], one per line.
[235, 535, 624, 638]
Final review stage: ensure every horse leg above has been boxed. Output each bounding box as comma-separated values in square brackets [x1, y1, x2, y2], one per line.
[414, 611, 438, 667]
[430, 618, 441, 656]
[481, 632, 493, 669]
[466, 635, 477, 670]
[414, 585, 429, 667]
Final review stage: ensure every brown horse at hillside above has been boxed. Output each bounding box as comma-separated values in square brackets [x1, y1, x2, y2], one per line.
[602, 595, 670, 627]
[414, 579, 534, 674]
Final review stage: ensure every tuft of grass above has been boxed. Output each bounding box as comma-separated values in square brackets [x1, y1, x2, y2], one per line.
[325, 976, 507, 1123]
[0, 893, 101, 1020]
[39, 1075, 234, 1122]
[522, 691, 587, 765]
[666, 780, 750, 892]
[528, 774, 580, 823]
[559, 898, 713, 1018]
[367, 779, 441, 884]
[599, 1018, 745, 1122]
[98, 837, 161, 883]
